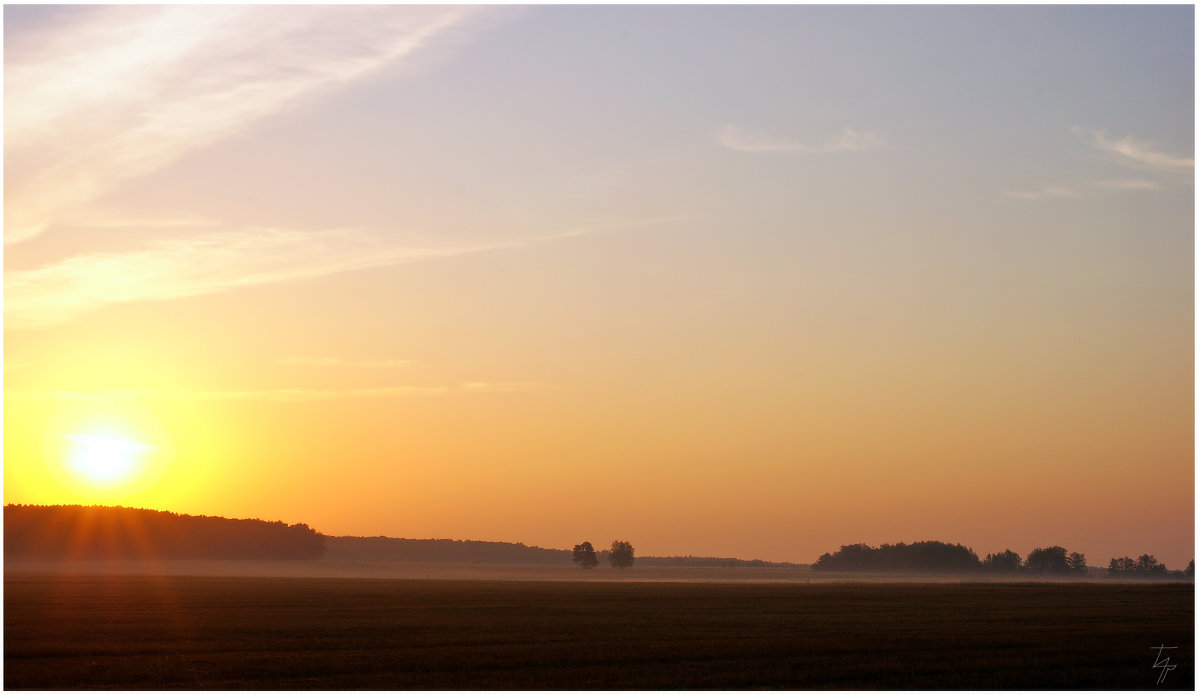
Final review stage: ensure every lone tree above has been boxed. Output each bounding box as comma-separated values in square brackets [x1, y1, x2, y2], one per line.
[609, 540, 634, 570]
[572, 541, 598, 569]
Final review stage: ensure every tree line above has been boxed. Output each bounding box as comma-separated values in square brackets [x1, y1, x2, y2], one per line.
[813, 540, 1193, 578]
[325, 536, 568, 564]
[635, 556, 801, 568]
[4, 504, 324, 561]
[1107, 555, 1193, 579]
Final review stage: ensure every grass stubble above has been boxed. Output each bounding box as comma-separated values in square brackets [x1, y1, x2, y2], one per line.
[4, 573, 1193, 689]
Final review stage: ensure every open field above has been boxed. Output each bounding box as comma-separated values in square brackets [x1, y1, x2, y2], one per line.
[5, 571, 1193, 689]
[0, 558, 1133, 582]
[6, 559, 816, 583]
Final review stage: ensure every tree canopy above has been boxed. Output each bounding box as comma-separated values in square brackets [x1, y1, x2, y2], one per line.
[1108, 554, 1167, 577]
[1024, 546, 1086, 575]
[811, 541, 1114, 576]
[982, 549, 1023, 572]
[4, 504, 324, 561]
[812, 541, 980, 573]
[572, 541, 598, 569]
[609, 540, 635, 569]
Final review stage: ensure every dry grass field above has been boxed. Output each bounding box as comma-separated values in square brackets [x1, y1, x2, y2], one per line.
[4, 570, 1193, 689]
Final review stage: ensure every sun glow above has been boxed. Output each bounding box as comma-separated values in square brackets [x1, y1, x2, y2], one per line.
[61, 434, 154, 488]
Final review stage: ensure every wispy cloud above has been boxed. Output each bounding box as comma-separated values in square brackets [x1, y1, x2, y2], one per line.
[1090, 179, 1165, 191]
[3, 6, 684, 331]
[12, 382, 546, 403]
[822, 127, 891, 152]
[1070, 126, 1193, 173]
[4, 217, 678, 330]
[1004, 186, 1085, 201]
[4, 5, 487, 245]
[280, 356, 414, 369]
[1006, 126, 1188, 200]
[718, 125, 890, 154]
[1005, 179, 1162, 200]
[718, 126, 808, 153]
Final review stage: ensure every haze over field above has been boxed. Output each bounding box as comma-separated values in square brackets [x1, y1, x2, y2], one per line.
[4, 6, 1194, 568]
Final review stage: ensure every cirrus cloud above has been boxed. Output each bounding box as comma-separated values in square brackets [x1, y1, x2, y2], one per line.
[1069, 126, 1193, 174]
[718, 125, 890, 154]
[4, 5, 492, 245]
[1006, 127, 1189, 201]
[4, 217, 681, 330]
[1005, 179, 1163, 200]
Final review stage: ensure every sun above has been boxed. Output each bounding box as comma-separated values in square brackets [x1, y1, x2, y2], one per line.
[61, 434, 155, 488]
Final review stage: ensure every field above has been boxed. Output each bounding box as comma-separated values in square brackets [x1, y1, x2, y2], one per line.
[5, 568, 1193, 689]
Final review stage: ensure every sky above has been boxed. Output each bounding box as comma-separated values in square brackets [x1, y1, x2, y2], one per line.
[4, 5, 1194, 568]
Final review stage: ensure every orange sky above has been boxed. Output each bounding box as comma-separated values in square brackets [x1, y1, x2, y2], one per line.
[4, 5, 1194, 568]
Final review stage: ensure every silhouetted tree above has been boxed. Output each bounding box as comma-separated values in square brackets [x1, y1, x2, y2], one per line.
[609, 540, 634, 569]
[1136, 554, 1167, 576]
[889, 541, 980, 571]
[1025, 546, 1072, 574]
[812, 541, 980, 573]
[982, 549, 1023, 573]
[1108, 556, 1137, 576]
[323, 536, 568, 564]
[3, 505, 325, 561]
[812, 543, 876, 571]
[572, 541, 598, 569]
[1108, 554, 1178, 578]
[1187, 560, 1194, 579]
[1067, 552, 1087, 575]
